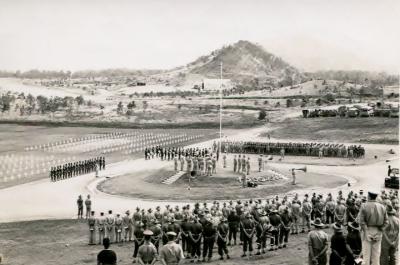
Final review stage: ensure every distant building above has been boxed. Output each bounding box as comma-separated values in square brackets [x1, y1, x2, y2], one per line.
[202, 78, 233, 91]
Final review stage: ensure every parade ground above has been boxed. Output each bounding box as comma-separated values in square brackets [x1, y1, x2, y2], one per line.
[0, 123, 398, 265]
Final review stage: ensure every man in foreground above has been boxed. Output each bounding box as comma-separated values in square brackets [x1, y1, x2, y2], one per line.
[97, 238, 117, 265]
[159, 231, 185, 265]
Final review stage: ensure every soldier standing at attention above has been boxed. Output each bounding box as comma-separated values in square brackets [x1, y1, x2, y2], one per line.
[222, 152, 227, 168]
[246, 157, 251, 175]
[137, 230, 157, 265]
[180, 156, 185, 172]
[241, 213, 256, 258]
[258, 155, 263, 172]
[280, 147, 285, 160]
[241, 155, 246, 173]
[106, 210, 115, 243]
[238, 155, 242, 172]
[77, 195, 83, 219]
[173, 155, 178, 172]
[123, 210, 133, 242]
[217, 217, 230, 260]
[133, 222, 145, 263]
[159, 232, 185, 265]
[212, 156, 217, 174]
[233, 155, 238, 173]
[115, 213, 123, 243]
[96, 212, 106, 245]
[88, 211, 96, 245]
[189, 216, 203, 263]
[85, 195, 92, 219]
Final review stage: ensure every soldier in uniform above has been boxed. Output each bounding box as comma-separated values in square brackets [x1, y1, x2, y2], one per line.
[241, 155, 246, 173]
[77, 195, 83, 219]
[96, 212, 106, 245]
[88, 211, 96, 245]
[233, 155, 238, 173]
[123, 210, 133, 242]
[180, 215, 192, 257]
[258, 155, 263, 172]
[189, 216, 203, 263]
[211, 156, 217, 174]
[137, 230, 157, 265]
[222, 152, 227, 168]
[85, 195, 92, 219]
[106, 210, 115, 243]
[132, 222, 145, 263]
[115, 213, 123, 243]
[217, 217, 230, 260]
[202, 217, 216, 262]
[334, 199, 347, 225]
[246, 157, 251, 175]
[150, 220, 162, 253]
[269, 209, 281, 251]
[241, 213, 256, 257]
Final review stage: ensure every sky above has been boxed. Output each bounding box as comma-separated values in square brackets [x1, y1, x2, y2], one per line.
[0, 0, 399, 73]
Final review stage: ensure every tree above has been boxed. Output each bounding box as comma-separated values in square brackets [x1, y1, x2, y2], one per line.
[127, 101, 136, 110]
[75, 95, 84, 106]
[258, 110, 267, 120]
[117, 101, 124, 114]
[286, 99, 293, 108]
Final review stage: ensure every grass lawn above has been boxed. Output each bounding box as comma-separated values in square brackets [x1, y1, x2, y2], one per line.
[266, 117, 399, 144]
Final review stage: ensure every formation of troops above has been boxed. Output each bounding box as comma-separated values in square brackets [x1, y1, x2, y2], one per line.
[83, 189, 399, 264]
[50, 157, 105, 181]
[145, 146, 223, 177]
[221, 141, 365, 159]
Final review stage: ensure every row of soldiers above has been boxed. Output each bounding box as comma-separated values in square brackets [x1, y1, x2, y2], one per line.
[145, 146, 214, 161]
[221, 141, 365, 158]
[50, 157, 105, 181]
[86, 189, 398, 262]
[173, 154, 219, 176]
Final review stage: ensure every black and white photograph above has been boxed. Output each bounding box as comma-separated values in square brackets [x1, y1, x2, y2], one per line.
[0, 0, 399, 264]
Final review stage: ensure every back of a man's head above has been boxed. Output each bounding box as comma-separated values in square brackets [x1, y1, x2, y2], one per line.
[103, 238, 110, 249]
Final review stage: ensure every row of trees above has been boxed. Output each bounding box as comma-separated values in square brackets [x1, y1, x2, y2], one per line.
[0, 92, 87, 116]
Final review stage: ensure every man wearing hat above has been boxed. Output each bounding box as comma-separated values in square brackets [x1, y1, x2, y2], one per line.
[255, 211, 270, 255]
[240, 212, 256, 257]
[88, 211, 96, 245]
[123, 210, 133, 242]
[114, 214, 123, 243]
[308, 218, 328, 265]
[137, 230, 157, 265]
[217, 217, 230, 260]
[227, 208, 239, 246]
[380, 205, 399, 265]
[358, 190, 388, 265]
[132, 222, 145, 263]
[159, 231, 185, 265]
[329, 223, 347, 264]
[345, 221, 362, 265]
[96, 212, 106, 245]
[202, 216, 216, 262]
[268, 209, 281, 251]
[189, 216, 203, 263]
[180, 215, 192, 258]
[149, 220, 162, 253]
[106, 210, 115, 243]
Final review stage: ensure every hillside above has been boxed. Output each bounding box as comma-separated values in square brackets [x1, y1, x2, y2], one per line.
[167, 40, 304, 86]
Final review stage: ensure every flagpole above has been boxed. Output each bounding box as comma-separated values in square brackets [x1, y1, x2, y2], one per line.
[219, 62, 223, 150]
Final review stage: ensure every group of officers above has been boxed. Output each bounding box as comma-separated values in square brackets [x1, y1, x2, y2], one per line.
[144, 146, 215, 161]
[84, 188, 399, 264]
[49, 157, 105, 181]
[220, 141, 365, 159]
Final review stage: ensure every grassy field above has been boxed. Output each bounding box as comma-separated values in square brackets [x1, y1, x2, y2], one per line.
[0, 219, 322, 265]
[0, 124, 218, 189]
[266, 117, 399, 144]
